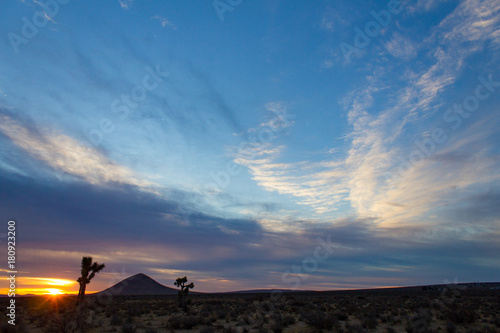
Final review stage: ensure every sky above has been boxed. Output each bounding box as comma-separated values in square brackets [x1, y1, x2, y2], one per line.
[0, 0, 499, 295]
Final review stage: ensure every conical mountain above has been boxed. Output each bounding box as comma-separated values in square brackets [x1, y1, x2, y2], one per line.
[95, 273, 179, 296]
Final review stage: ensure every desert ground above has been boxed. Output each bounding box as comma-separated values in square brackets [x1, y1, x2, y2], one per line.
[1, 286, 499, 333]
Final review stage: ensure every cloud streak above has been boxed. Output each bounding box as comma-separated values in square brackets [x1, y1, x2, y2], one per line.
[118, 0, 133, 10]
[0, 114, 155, 190]
[233, 0, 500, 229]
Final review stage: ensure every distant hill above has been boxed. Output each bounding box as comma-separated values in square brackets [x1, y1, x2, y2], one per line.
[223, 289, 313, 294]
[90, 275, 500, 297]
[222, 282, 500, 295]
[94, 273, 180, 296]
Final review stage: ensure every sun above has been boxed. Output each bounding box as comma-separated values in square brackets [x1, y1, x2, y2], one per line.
[45, 288, 63, 296]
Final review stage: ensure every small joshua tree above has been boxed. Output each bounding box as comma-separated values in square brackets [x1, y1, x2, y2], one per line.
[174, 276, 194, 310]
[76, 256, 105, 305]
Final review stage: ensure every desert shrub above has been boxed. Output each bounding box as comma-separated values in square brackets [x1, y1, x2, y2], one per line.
[282, 314, 296, 326]
[215, 307, 227, 319]
[183, 315, 200, 329]
[465, 328, 482, 333]
[229, 309, 239, 320]
[446, 321, 457, 333]
[493, 316, 500, 327]
[222, 328, 243, 333]
[105, 305, 120, 317]
[334, 311, 348, 321]
[471, 325, 498, 333]
[199, 304, 211, 316]
[126, 306, 141, 317]
[405, 319, 430, 333]
[199, 313, 215, 325]
[345, 323, 366, 333]
[290, 298, 308, 307]
[200, 328, 215, 333]
[0, 323, 20, 333]
[111, 313, 123, 326]
[430, 299, 444, 311]
[270, 319, 284, 333]
[446, 306, 477, 324]
[361, 316, 378, 329]
[42, 310, 88, 333]
[121, 323, 136, 333]
[247, 311, 265, 327]
[302, 309, 337, 330]
[172, 314, 200, 329]
[166, 314, 200, 329]
[213, 323, 225, 331]
[406, 308, 432, 333]
[167, 315, 182, 329]
[262, 300, 274, 311]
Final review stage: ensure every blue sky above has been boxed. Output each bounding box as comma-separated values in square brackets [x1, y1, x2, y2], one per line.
[1, 0, 499, 293]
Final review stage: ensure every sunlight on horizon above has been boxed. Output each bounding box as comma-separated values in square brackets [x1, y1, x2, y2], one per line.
[0, 276, 81, 295]
[45, 288, 64, 295]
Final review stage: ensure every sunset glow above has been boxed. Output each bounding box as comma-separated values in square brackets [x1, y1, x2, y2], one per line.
[45, 288, 64, 296]
[0, 277, 77, 296]
[29, 278, 75, 287]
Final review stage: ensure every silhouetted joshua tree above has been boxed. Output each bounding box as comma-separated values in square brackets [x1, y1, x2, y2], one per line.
[174, 276, 194, 310]
[76, 256, 105, 305]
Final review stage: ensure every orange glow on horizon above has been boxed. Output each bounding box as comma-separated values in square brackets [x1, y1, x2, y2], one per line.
[45, 288, 64, 295]
[1, 287, 101, 296]
[0, 276, 91, 296]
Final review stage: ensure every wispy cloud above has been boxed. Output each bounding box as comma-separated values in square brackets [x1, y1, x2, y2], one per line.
[438, 0, 500, 47]
[370, 121, 500, 226]
[320, 9, 342, 32]
[338, 0, 500, 225]
[234, 0, 499, 228]
[33, 1, 57, 23]
[234, 103, 348, 216]
[412, 0, 446, 12]
[236, 150, 349, 215]
[0, 115, 155, 190]
[118, 0, 133, 9]
[384, 33, 417, 59]
[151, 15, 177, 30]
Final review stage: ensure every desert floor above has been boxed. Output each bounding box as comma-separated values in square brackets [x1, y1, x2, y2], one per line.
[1, 286, 499, 332]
